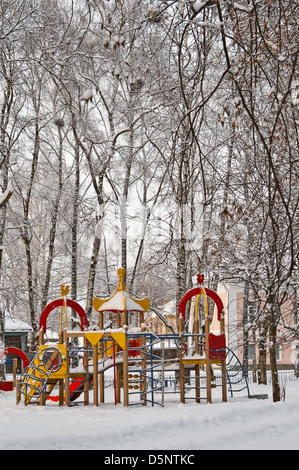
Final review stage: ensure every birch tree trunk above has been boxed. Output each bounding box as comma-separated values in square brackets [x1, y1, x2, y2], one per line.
[71, 138, 80, 328]
[41, 120, 64, 310]
[0, 54, 13, 377]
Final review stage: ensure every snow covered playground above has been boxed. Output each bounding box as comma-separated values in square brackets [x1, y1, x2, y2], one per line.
[1, 267, 299, 451]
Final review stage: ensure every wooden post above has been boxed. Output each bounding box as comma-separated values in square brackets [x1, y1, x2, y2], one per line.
[84, 336, 89, 406]
[220, 313, 227, 402]
[221, 359, 227, 402]
[179, 345, 185, 404]
[205, 317, 212, 404]
[59, 330, 63, 344]
[141, 325, 147, 405]
[178, 315, 185, 404]
[64, 330, 70, 407]
[99, 312, 105, 404]
[13, 358, 17, 388]
[39, 389, 45, 406]
[116, 352, 121, 404]
[93, 343, 99, 406]
[59, 379, 64, 406]
[194, 318, 200, 403]
[123, 326, 129, 407]
[39, 330, 44, 347]
[178, 315, 183, 336]
[16, 381, 21, 405]
[122, 310, 128, 327]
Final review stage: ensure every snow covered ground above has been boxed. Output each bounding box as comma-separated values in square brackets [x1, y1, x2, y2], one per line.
[0, 378, 299, 451]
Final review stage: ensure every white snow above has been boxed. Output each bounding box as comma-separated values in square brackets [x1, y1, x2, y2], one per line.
[80, 89, 93, 101]
[4, 312, 33, 333]
[97, 291, 148, 312]
[1, 379, 299, 450]
[192, 1, 202, 13]
[233, 2, 254, 13]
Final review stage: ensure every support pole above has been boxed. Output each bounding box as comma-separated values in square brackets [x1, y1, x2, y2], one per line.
[205, 316, 212, 404]
[59, 379, 64, 406]
[220, 312, 227, 402]
[123, 326, 129, 407]
[141, 325, 147, 405]
[179, 345, 185, 404]
[39, 330, 44, 347]
[13, 358, 17, 388]
[99, 313, 104, 404]
[113, 342, 117, 406]
[178, 314, 185, 404]
[93, 343, 99, 406]
[84, 336, 89, 406]
[194, 305, 200, 403]
[64, 330, 70, 407]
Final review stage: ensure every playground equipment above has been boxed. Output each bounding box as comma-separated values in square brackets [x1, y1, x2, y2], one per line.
[16, 268, 250, 407]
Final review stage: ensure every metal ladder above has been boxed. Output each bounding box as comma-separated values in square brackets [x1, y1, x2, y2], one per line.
[17, 347, 63, 405]
[128, 333, 165, 407]
[225, 347, 250, 397]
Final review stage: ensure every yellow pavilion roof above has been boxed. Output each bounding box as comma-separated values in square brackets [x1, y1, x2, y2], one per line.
[92, 267, 150, 313]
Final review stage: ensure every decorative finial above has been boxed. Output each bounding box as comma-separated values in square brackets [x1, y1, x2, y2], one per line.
[197, 274, 204, 285]
[116, 267, 127, 292]
[60, 284, 70, 297]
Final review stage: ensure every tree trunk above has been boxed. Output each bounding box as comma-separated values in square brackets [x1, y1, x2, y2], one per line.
[242, 280, 250, 377]
[269, 310, 281, 402]
[22, 120, 40, 351]
[41, 123, 63, 310]
[85, 234, 101, 319]
[0, 308, 5, 380]
[71, 140, 80, 328]
[121, 119, 134, 284]
[258, 320, 268, 385]
[23, 231, 38, 350]
[295, 343, 299, 379]
[0, 75, 12, 377]
[0, 190, 8, 380]
[175, 208, 187, 317]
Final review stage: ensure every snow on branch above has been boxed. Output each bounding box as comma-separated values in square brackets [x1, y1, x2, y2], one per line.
[233, 2, 254, 13]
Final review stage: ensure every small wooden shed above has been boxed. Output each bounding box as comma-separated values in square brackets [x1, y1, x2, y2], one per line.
[4, 312, 33, 373]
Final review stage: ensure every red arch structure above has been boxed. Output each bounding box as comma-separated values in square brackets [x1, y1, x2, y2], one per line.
[39, 299, 89, 333]
[178, 287, 224, 322]
[0, 347, 29, 369]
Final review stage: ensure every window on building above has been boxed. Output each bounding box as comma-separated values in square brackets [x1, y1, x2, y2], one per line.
[275, 345, 281, 361]
[248, 343, 255, 361]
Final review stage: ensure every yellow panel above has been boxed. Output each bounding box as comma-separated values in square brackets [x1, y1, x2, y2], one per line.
[41, 344, 67, 379]
[182, 359, 206, 365]
[85, 332, 104, 347]
[105, 340, 114, 358]
[111, 331, 126, 350]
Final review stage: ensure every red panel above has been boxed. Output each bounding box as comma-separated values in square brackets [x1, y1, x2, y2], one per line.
[0, 347, 29, 369]
[209, 333, 226, 359]
[0, 381, 14, 391]
[178, 287, 224, 322]
[128, 338, 141, 358]
[39, 298, 88, 333]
